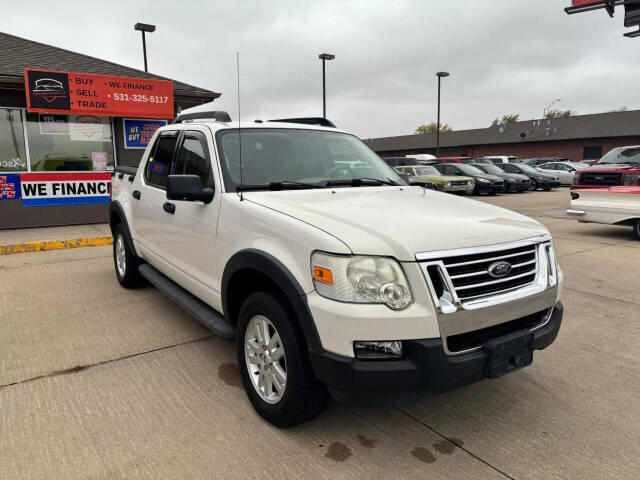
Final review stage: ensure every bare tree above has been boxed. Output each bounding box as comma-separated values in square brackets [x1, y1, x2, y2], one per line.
[415, 122, 452, 134]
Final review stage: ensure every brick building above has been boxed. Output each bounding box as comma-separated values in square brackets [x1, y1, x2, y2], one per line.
[365, 110, 640, 161]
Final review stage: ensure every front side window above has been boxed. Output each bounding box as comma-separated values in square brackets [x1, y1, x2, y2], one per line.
[216, 128, 403, 191]
[173, 133, 212, 188]
[414, 166, 439, 175]
[0, 108, 27, 172]
[145, 133, 178, 189]
[25, 113, 114, 171]
[455, 164, 484, 176]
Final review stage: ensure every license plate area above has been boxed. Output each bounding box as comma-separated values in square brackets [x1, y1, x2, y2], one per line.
[483, 330, 533, 378]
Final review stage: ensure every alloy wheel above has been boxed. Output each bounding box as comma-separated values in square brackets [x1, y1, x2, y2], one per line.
[244, 315, 287, 404]
[115, 234, 127, 278]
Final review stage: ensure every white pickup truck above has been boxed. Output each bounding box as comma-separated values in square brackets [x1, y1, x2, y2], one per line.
[110, 112, 564, 427]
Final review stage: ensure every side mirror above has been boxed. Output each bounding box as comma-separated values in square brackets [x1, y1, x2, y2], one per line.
[167, 175, 214, 204]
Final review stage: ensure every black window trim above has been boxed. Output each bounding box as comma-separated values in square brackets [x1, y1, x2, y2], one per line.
[144, 129, 181, 190]
[172, 129, 215, 190]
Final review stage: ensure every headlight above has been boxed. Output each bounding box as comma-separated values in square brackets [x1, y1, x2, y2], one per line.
[623, 175, 639, 185]
[311, 253, 413, 310]
[476, 178, 490, 184]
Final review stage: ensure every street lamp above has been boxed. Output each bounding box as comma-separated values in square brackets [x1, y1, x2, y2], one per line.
[543, 98, 561, 119]
[319, 53, 335, 118]
[436, 71, 449, 154]
[134, 23, 156, 72]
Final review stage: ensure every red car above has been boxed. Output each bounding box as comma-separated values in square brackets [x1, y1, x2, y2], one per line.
[573, 146, 640, 189]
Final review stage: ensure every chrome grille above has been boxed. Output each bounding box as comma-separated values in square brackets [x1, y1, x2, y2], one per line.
[443, 245, 537, 300]
[580, 172, 621, 185]
[451, 180, 469, 187]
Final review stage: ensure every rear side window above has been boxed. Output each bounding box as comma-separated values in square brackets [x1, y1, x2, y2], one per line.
[145, 132, 178, 189]
[173, 132, 213, 188]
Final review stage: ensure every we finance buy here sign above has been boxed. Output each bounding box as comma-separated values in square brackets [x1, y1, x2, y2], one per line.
[20, 173, 111, 207]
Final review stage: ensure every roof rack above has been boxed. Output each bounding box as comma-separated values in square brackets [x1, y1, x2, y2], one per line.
[171, 110, 232, 124]
[268, 117, 336, 128]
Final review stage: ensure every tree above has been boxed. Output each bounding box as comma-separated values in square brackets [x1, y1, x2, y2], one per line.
[415, 122, 452, 135]
[491, 114, 520, 126]
[545, 109, 573, 119]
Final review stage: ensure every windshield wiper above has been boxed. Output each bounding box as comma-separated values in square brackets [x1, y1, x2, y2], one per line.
[237, 180, 323, 192]
[325, 177, 400, 187]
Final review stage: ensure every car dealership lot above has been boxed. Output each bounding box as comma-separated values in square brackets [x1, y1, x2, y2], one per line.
[1, 189, 638, 479]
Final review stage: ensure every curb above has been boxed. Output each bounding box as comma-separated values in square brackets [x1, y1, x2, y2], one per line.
[0, 236, 113, 255]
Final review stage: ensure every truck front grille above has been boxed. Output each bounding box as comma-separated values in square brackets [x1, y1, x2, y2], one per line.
[432, 244, 537, 301]
[451, 181, 468, 187]
[580, 172, 621, 185]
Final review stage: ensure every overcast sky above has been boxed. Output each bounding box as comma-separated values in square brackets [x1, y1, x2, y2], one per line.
[2, 0, 638, 138]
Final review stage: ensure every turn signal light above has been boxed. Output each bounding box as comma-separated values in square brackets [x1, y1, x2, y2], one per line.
[313, 266, 333, 284]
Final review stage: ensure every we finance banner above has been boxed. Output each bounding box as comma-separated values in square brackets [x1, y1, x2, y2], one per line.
[20, 173, 111, 207]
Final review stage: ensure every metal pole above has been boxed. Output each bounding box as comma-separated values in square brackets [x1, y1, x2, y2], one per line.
[436, 75, 441, 154]
[142, 31, 148, 72]
[322, 58, 326, 118]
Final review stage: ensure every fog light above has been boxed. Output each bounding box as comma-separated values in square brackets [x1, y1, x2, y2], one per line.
[354, 341, 403, 360]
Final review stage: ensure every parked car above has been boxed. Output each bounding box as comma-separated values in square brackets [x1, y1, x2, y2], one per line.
[470, 157, 494, 164]
[499, 163, 561, 190]
[433, 163, 505, 194]
[573, 146, 640, 189]
[567, 186, 640, 239]
[109, 111, 563, 427]
[433, 156, 476, 164]
[395, 165, 474, 193]
[525, 158, 570, 167]
[470, 163, 533, 192]
[405, 154, 437, 162]
[382, 156, 434, 167]
[483, 155, 519, 164]
[537, 161, 589, 185]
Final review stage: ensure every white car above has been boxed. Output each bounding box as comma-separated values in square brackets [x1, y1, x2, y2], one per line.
[537, 161, 589, 185]
[109, 112, 564, 427]
[483, 155, 519, 164]
[567, 186, 640, 239]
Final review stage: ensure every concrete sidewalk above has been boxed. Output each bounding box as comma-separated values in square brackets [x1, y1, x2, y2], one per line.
[0, 223, 112, 255]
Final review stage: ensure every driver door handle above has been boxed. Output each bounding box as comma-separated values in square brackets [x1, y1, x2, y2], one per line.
[163, 202, 176, 214]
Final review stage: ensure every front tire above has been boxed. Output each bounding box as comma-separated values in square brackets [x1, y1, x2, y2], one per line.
[531, 179, 539, 190]
[113, 224, 145, 288]
[633, 220, 640, 240]
[237, 292, 328, 427]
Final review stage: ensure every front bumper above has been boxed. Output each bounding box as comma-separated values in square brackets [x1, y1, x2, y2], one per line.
[309, 302, 563, 405]
[475, 182, 504, 194]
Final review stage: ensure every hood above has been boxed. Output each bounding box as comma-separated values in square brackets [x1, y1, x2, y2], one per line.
[244, 187, 548, 261]
[490, 172, 528, 182]
[473, 173, 503, 182]
[587, 163, 640, 171]
[414, 174, 473, 183]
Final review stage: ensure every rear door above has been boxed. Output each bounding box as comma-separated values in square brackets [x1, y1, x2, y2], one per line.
[131, 129, 180, 264]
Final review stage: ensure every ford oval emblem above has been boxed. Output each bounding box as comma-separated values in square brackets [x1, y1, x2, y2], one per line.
[488, 261, 512, 278]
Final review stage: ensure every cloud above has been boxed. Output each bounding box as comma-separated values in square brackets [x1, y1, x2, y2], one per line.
[2, 0, 638, 138]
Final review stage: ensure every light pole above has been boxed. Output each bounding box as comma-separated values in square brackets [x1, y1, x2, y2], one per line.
[436, 71, 449, 154]
[318, 53, 335, 118]
[543, 98, 561, 119]
[134, 23, 156, 72]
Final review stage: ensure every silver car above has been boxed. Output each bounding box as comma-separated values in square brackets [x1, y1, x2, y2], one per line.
[536, 161, 589, 185]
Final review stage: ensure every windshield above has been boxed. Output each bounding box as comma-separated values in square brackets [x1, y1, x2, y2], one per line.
[456, 164, 485, 176]
[216, 128, 404, 190]
[597, 148, 640, 165]
[414, 166, 440, 175]
[517, 164, 539, 174]
[477, 164, 504, 174]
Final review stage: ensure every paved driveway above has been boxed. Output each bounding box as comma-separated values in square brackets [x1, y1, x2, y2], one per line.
[1, 189, 638, 479]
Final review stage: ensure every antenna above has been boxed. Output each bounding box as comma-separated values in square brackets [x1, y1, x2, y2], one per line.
[237, 52, 243, 200]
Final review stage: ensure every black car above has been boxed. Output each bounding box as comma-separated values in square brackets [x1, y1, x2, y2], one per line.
[433, 163, 505, 195]
[499, 163, 561, 190]
[469, 163, 532, 192]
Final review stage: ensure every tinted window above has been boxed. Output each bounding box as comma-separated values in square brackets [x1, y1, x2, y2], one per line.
[145, 133, 178, 188]
[174, 133, 212, 188]
[500, 164, 517, 173]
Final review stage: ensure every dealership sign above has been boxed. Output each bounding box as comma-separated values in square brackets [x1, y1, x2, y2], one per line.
[0, 174, 21, 200]
[25, 68, 174, 119]
[123, 118, 167, 148]
[20, 173, 111, 207]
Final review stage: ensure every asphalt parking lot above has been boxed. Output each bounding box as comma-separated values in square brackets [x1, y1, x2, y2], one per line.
[1, 188, 639, 479]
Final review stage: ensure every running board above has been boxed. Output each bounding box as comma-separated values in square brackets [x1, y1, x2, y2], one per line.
[138, 264, 236, 340]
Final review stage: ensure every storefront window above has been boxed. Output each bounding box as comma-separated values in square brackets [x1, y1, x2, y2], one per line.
[0, 108, 28, 172]
[25, 113, 114, 171]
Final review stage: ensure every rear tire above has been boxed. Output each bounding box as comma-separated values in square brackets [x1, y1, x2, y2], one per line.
[113, 224, 145, 288]
[633, 220, 640, 241]
[237, 291, 329, 427]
